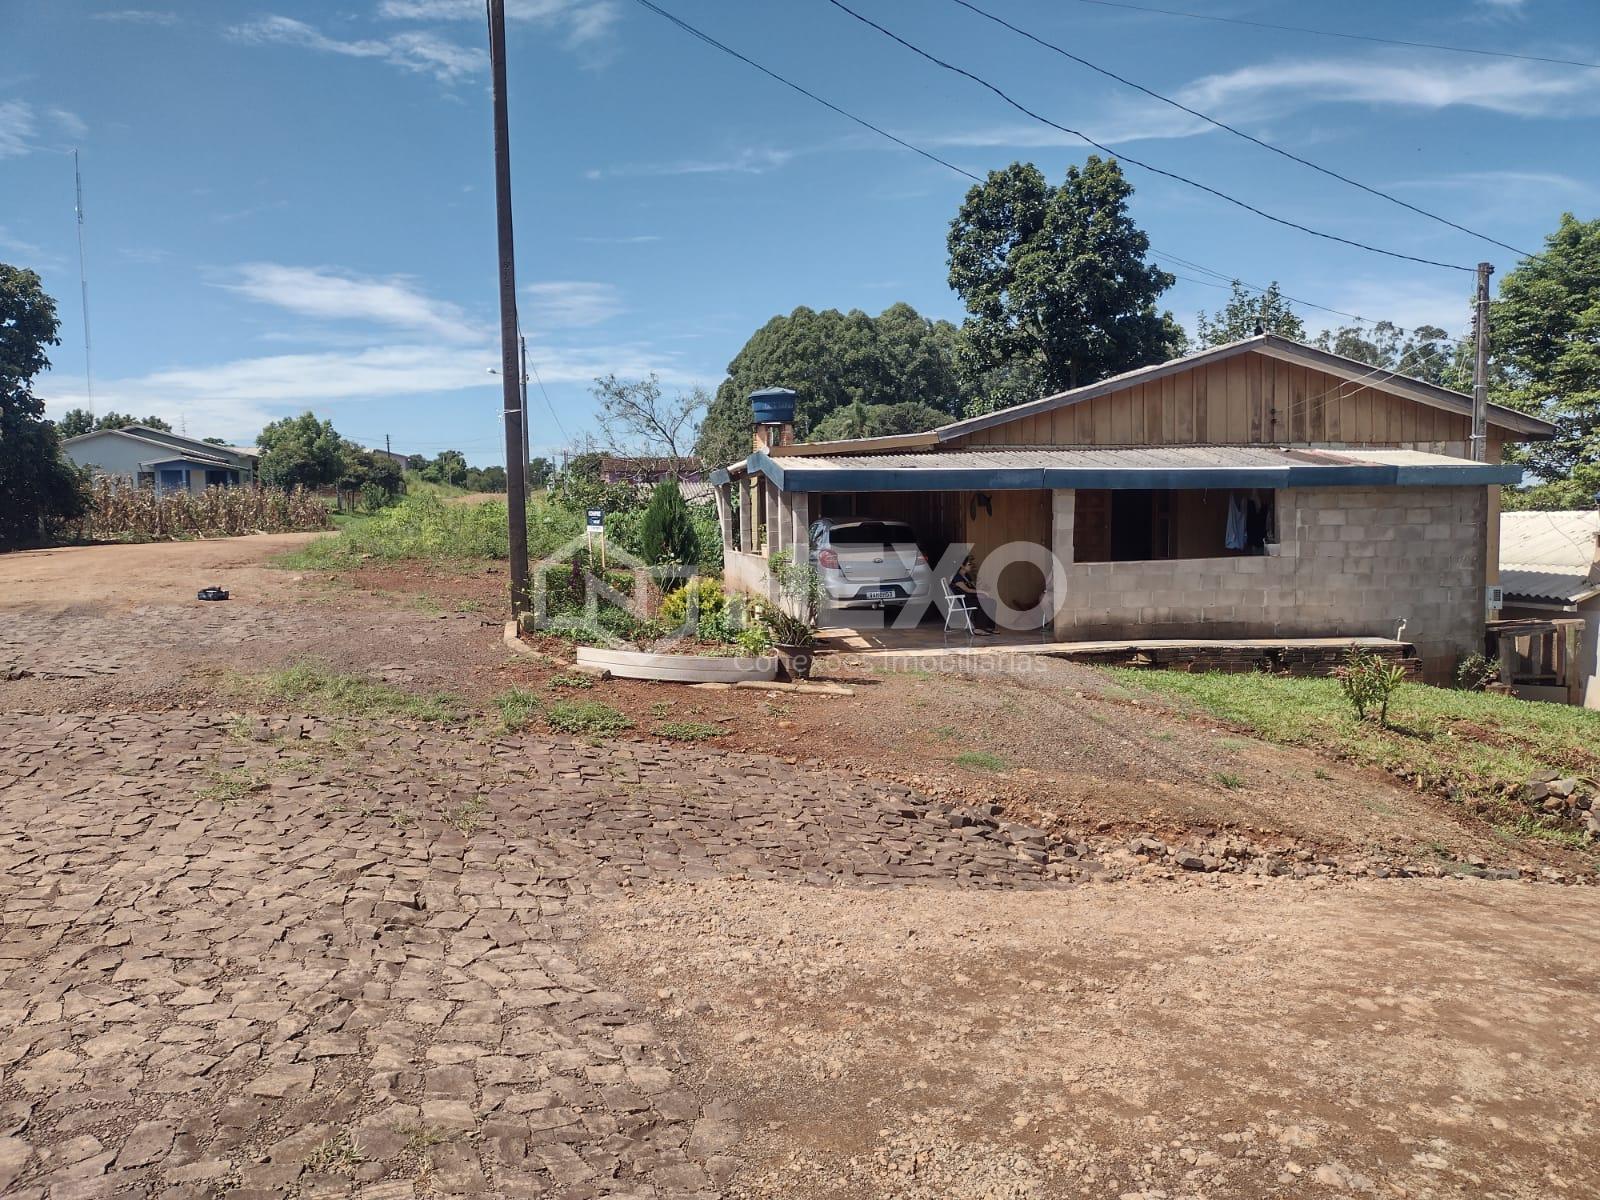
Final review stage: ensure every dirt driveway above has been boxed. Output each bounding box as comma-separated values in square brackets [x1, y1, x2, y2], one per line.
[1, 536, 1597, 1198]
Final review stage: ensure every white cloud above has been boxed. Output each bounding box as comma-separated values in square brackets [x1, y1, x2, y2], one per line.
[223, 264, 485, 343]
[377, 0, 620, 48]
[0, 102, 81, 157]
[523, 281, 624, 328]
[1180, 54, 1600, 119]
[91, 9, 179, 23]
[1310, 277, 1476, 341]
[227, 16, 485, 84]
[0, 101, 35, 158]
[918, 97, 1211, 150]
[37, 337, 706, 443]
[586, 147, 796, 179]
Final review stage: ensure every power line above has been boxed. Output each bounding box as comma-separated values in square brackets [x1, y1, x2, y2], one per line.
[625, 0, 1444, 337]
[526, 359, 570, 443]
[947, 0, 1533, 258]
[823, 0, 1474, 274]
[628, 0, 982, 182]
[1063, 0, 1600, 71]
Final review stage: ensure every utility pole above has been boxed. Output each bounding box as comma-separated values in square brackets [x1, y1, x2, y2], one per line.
[1471, 261, 1493, 463]
[73, 150, 94, 417]
[519, 331, 531, 495]
[487, 0, 530, 615]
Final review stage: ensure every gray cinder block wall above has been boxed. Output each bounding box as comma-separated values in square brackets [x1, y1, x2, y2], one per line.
[1053, 487, 1486, 682]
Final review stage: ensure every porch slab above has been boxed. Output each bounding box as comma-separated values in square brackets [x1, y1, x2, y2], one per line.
[818, 628, 1416, 677]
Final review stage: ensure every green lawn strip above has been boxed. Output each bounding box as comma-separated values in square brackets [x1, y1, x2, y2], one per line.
[1107, 668, 1600, 807]
[227, 663, 467, 723]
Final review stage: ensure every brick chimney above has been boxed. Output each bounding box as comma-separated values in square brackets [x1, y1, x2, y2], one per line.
[750, 387, 797, 453]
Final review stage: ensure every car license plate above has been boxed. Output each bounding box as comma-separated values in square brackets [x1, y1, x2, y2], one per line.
[864, 588, 897, 600]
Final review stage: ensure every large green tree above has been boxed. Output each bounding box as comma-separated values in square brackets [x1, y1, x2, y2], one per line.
[1490, 214, 1600, 508]
[1195, 281, 1305, 347]
[55, 409, 173, 438]
[256, 412, 344, 490]
[947, 157, 1184, 415]
[0, 266, 87, 547]
[695, 302, 968, 467]
[1313, 320, 1466, 389]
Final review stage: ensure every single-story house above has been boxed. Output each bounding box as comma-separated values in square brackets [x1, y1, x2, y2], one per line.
[709, 333, 1557, 682]
[62, 425, 259, 494]
[1498, 510, 1600, 709]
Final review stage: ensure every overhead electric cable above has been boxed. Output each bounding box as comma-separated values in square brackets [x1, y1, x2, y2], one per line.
[626, 0, 1445, 332]
[1063, 0, 1600, 71]
[629, 0, 982, 182]
[947, 0, 1534, 258]
[822, 0, 1474, 273]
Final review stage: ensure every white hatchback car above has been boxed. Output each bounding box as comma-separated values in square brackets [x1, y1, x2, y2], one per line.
[808, 517, 933, 611]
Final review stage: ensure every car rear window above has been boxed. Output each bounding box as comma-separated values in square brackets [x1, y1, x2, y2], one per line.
[830, 522, 914, 545]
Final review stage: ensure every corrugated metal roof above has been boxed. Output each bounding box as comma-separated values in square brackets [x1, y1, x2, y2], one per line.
[1499, 568, 1596, 605]
[1500, 511, 1599, 572]
[1499, 511, 1599, 603]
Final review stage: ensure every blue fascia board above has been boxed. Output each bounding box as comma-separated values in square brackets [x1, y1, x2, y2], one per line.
[742, 451, 1521, 493]
[708, 467, 731, 486]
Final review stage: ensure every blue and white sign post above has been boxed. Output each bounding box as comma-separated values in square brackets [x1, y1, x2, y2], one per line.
[586, 508, 606, 569]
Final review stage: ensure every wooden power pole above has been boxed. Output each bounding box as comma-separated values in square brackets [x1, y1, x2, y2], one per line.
[1471, 261, 1493, 463]
[487, 0, 530, 614]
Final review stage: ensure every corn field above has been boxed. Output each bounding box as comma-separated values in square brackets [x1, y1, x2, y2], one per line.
[73, 480, 332, 541]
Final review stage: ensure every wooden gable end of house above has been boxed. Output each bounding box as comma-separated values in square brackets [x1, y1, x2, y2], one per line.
[939, 338, 1544, 458]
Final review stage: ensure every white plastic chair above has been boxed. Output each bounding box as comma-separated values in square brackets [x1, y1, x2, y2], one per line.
[940, 577, 976, 645]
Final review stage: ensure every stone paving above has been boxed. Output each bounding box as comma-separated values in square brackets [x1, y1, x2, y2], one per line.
[0, 711, 1051, 1198]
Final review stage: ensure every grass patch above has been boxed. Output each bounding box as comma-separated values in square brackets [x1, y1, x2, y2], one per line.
[1109, 667, 1600, 810]
[1213, 770, 1246, 790]
[228, 663, 465, 723]
[198, 766, 267, 808]
[305, 1131, 362, 1174]
[955, 750, 1008, 772]
[652, 721, 723, 741]
[546, 700, 632, 737]
[274, 492, 580, 569]
[446, 795, 489, 834]
[494, 686, 544, 732]
[546, 673, 594, 690]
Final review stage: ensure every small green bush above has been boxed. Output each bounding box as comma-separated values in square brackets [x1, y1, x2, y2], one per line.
[1456, 653, 1497, 692]
[1337, 646, 1407, 727]
[659, 577, 727, 628]
[546, 700, 632, 736]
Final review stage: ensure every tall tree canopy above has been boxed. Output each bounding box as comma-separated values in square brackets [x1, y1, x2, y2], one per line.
[1313, 321, 1466, 390]
[1490, 214, 1600, 507]
[55, 409, 173, 438]
[695, 302, 967, 467]
[0, 265, 87, 546]
[947, 157, 1184, 415]
[256, 412, 344, 490]
[1195, 281, 1305, 347]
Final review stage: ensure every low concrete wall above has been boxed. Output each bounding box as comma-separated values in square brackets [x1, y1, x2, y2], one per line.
[1053, 486, 1486, 682]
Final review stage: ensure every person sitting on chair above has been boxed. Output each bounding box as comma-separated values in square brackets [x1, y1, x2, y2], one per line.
[952, 554, 997, 633]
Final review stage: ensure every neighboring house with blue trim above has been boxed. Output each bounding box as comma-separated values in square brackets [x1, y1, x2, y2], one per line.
[709, 333, 1557, 682]
[61, 425, 259, 494]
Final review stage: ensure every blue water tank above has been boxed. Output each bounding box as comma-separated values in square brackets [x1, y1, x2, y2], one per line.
[749, 387, 797, 426]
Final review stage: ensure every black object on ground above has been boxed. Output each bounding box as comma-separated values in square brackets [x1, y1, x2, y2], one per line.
[197, 587, 230, 602]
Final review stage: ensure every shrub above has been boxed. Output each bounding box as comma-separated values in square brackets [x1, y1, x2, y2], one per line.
[1456, 653, 1497, 692]
[1336, 646, 1407, 727]
[658, 577, 727, 629]
[638, 480, 700, 571]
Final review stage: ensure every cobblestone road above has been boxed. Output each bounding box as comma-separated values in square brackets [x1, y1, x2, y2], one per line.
[0, 711, 1051, 1199]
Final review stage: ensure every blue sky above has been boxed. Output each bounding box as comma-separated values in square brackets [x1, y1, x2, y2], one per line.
[4, 0, 1598, 464]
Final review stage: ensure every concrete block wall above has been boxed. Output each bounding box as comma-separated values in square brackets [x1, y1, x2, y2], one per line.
[1053, 487, 1486, 682]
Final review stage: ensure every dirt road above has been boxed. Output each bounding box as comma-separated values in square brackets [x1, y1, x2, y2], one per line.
[1, 536, 1596, 1198]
